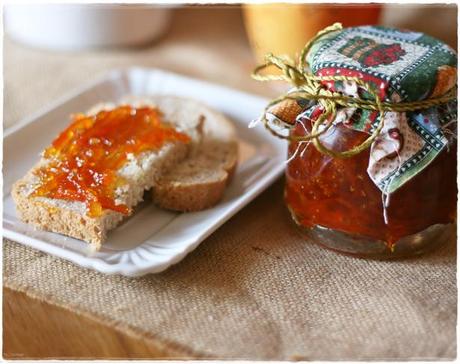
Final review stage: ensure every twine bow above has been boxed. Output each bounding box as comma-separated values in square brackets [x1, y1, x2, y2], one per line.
[251, 23, 457, 158]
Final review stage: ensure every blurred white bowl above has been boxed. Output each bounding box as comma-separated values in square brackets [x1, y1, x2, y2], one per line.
[5, 4, 173, 50]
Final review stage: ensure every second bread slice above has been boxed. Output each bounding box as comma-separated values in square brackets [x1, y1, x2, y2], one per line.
[149, 97, 238, 211]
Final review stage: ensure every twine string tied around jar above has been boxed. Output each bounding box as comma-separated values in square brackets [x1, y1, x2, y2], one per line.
[251, 23, 457, 158]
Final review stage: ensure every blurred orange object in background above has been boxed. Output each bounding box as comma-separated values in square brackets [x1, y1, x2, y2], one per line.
[243, 3, 382, 63]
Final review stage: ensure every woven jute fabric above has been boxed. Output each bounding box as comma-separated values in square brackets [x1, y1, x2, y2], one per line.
[3, 7, 457, 360]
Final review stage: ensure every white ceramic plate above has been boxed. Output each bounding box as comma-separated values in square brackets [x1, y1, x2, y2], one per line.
[3, 67, 286, 276]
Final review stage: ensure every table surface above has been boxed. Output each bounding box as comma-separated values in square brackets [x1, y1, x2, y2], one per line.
[3, 5, 457, 360]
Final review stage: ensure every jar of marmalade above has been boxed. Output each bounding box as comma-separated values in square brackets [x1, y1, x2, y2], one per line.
[256, 25, 457, 258]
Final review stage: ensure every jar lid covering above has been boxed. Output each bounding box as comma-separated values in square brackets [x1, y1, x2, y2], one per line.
[291, 26, 458, 193]
[307, 25, 457, 102]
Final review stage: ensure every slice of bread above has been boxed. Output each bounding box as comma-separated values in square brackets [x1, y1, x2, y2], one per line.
[12, 96, 238, 249]
[152, 122, 238, 212]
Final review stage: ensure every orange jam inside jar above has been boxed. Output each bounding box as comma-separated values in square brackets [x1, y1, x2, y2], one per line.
[31, 105, 190, 217]
[285, 123, 457, 258]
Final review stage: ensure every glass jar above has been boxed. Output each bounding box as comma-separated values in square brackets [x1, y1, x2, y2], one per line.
[252, 24, 458, 258]
[285, 123, 457, 258]
[243, 4, 382, 64]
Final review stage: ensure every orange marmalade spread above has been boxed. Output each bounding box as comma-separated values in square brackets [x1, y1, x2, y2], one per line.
[285, 124, 457, 248]
[32, 105, 190, 217]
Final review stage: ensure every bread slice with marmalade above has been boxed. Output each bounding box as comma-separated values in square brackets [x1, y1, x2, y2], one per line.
[12, 96, 238, 249]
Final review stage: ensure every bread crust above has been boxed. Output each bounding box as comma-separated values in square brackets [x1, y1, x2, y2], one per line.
[12, 180, 122, 250]
[152, 175, 228, 212]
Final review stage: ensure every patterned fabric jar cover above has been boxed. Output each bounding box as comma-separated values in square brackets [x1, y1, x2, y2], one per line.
[287, 26, 457, 194]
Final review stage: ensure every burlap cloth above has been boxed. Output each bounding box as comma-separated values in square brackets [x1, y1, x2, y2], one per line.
[3, 7, 457, 360]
